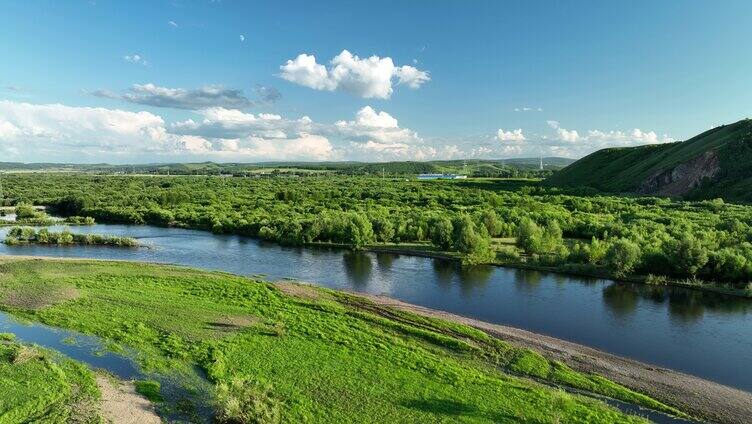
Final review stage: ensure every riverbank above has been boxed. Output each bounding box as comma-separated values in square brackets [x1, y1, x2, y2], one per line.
[366, 244, 752, 298]
[353, 291, 752, 424]
[0, 256, 683, 423]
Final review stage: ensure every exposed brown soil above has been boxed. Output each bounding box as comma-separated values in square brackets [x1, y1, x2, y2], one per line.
[96, 376, 161, 424]
[277, 281, 329, 301]
[206, 314, 260, 332]
[355, 292, 752, 424]
[638, 150, 720, 197]
[3, 285, 79, 310]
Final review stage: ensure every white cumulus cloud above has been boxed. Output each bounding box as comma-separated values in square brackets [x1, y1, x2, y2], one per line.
[497, 128, 526, 141]
[333, 106, 420, 146]
[546, 120, 580, 142]
[280, 50, 430, 99]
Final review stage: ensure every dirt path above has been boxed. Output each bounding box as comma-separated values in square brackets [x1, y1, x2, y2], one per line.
[356, 292, 752, 424]
[96, 376, 161, 424]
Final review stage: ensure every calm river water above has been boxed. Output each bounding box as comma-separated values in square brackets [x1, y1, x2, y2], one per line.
[0, 224, 750, 392]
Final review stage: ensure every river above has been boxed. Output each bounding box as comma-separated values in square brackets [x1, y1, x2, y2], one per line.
[0, 223, 750, 393]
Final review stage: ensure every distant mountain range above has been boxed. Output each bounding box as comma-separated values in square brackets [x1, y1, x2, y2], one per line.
[546, 118, 752, 202]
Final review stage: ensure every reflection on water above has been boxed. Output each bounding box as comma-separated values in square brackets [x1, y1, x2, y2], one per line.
[375, 252, 395, 272]
[431, 259, 494, 294]
[343, 251, 372, 288]
[512, 268, 545, 292]
[602, 282, 752, 323]
[456, 266, 493, 296]
[602, 284, 640, 318]
[0, 224, 751, 391]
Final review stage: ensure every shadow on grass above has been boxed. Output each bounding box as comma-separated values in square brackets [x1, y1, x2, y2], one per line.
[401, 398, 520, 422]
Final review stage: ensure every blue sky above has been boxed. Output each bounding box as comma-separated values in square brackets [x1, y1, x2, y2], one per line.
[1, 0, 750, 163]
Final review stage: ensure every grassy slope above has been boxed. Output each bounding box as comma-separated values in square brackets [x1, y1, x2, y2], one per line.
[0, 258, 684, 423]
[0, 336, 100, 423]
[546, 119, 752, 196]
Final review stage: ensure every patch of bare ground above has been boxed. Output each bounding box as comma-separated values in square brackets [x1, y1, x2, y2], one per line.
[96, 376, 161, 424]
[3, 285, 79, 310]
[276, 281, 329, 301]
[206, 314, 260, 332]
[355, 292, 752, 424]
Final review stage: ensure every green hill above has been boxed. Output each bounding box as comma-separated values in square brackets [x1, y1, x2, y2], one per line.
[546, 118, 752, 202]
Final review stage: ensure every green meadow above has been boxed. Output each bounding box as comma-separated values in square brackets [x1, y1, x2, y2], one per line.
[0, 258, 684, 423]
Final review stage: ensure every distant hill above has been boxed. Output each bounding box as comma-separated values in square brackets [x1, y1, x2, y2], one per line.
[0, 158, 575, 177]
[546, 119, 752, 202]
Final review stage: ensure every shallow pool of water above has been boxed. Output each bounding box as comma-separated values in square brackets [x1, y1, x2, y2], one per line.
[0, 310, 213, 422]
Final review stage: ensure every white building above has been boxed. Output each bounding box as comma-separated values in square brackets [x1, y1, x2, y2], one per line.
[417, 173, 468, 180]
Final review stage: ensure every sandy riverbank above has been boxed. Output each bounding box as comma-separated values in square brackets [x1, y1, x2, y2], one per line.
[356, 292, 752, 424]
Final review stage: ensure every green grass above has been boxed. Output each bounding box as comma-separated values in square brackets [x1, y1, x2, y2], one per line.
[0, 336, 100, 423]
[135, 380, 164, 403]
[0, 258, 685, 423]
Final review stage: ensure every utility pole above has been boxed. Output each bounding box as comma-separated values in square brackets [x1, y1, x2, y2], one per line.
[539, 156, 543, 171]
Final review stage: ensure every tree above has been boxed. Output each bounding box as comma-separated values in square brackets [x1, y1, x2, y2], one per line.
[258, 226, 277, 241]
[478, 210, 503, 237]
[587, 237, 608, 264]
[346, 213, 374, 249]
[604, 239, 642, 276]
[452, 214, 479, 253]
[429, 217, 453, 250]
[15, 203, 41, 219]
[371, 217, 395, 243]
[666, 235, 709, 276]
[278, 220, 304, 246]
[540, 221, 564, 253]
[451, 214, 495, 263]
[711, 248, 749, 281]
[50, 195, 88, 216]
[516, 218, 543, 254]
[58, 230, 74, 245]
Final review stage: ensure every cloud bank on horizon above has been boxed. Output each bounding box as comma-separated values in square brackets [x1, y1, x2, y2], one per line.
[0, 97, 674, 163]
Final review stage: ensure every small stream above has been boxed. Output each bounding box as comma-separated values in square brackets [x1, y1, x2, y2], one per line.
[0, 311, 213, 423]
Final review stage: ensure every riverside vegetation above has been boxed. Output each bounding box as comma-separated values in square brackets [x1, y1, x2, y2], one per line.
[0, 333, 101, 422]
[3, 173, 752, 294]
[3, 227, 138, 247]
[0, 203, 95, 226]
[0, 257, 684, 423]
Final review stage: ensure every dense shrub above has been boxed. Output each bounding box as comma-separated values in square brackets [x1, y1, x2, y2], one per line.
[215, 378, 281, 424]
[605, 239, 642, 277]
